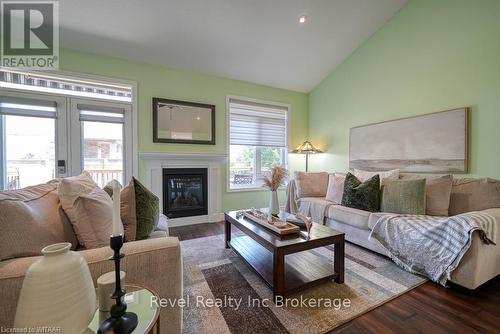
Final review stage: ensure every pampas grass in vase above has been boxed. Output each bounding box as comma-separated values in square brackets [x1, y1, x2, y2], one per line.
[262, 166, 288, 215]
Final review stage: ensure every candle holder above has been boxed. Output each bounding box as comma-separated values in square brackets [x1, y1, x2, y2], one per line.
[98, 235, 138, 334]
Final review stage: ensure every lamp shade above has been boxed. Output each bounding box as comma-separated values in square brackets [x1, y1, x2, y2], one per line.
[291, 141, 323, 154]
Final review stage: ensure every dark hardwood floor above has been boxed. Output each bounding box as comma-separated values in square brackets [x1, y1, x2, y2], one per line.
[170, 222, 500, 334]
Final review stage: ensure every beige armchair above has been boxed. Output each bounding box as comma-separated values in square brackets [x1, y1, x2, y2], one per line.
[0, 236, 183, 333]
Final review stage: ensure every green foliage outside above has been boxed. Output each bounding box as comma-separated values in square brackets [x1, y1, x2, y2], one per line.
[231, 146, 283, 175]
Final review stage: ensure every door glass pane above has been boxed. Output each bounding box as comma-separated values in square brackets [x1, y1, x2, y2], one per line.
[82, 121, 123, 187]
[3, 115, 55, 189]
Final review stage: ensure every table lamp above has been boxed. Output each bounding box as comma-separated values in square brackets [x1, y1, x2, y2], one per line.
[291, 141, 323, 172]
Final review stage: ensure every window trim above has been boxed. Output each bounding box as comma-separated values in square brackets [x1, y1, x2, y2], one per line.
[226, 95, 291, 192]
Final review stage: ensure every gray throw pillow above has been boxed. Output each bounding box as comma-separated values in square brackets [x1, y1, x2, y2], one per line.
[341, 173, 380, 212]
[381, 179, 426, 214]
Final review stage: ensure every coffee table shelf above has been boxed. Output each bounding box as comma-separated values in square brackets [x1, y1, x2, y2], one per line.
[225, 210, 345, 298]
[230, 235, 338, 293]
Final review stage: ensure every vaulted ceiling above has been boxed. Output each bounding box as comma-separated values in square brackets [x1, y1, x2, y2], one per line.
[60, 0, 406, 92]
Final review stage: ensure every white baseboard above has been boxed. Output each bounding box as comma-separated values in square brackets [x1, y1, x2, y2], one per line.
[167, 213, 224, 227]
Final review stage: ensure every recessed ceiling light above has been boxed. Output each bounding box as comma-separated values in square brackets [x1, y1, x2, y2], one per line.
[298, 15, 307, 24]
[196, 116, 201, 121]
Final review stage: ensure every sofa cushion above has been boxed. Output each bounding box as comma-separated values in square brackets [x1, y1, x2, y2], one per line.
[148, 230, 168, 239]
[297, 197, 334, 224]
[449, 178, 500, 216]
[58, 172, 114, 249]
[0, 182, 78, 261]
[342, 173, 380, 212]
[325, 173, 345, 204]
[354, 169, 399, 186]
[327, 205, 371, 229]
[294, 171, 329, 198]
[381, 179, 426, 214]
[368, 212, 391, 230]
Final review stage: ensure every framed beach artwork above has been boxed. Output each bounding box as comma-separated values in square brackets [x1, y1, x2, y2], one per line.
[349, 108, 468, 173]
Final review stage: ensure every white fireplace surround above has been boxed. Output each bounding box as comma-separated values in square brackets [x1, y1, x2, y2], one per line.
[140, 152, 227, 227]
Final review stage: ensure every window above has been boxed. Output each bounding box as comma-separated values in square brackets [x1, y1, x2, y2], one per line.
[228, 97, 288, 190]
[75, 102, 131, 186]
[0, 97, 58, 188]
[0, 70, 135, 190]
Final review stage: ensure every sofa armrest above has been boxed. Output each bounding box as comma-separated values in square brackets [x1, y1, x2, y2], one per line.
[450, 208, 500, 289]
[0, 237, 182, 334]
[82, 237, 182, 334]
[285, 179, 299, 213]
[480, 207, 500, 221]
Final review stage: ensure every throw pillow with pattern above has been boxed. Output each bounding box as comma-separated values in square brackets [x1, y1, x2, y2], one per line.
[341, 173, 380, 212]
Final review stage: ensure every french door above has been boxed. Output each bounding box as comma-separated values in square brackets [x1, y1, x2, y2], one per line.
[0, 90, 133, 190]
[69, 98, 132, 186]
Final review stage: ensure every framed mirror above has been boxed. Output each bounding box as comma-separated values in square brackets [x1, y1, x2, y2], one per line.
[153, 98, 215, 145]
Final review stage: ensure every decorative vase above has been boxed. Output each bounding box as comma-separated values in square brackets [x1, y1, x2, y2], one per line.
[269, 190, 279, 215]
[14, 242, 96, 333]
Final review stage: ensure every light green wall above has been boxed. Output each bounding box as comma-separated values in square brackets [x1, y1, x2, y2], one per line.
[59, 49, 308, 210]
[309, 0, 500, 179]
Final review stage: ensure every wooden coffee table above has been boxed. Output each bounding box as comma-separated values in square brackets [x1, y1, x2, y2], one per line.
[224, 210, 345, 298]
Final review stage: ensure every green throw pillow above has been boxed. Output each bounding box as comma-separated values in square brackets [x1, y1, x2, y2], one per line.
[381, 179, 426, 214]
[133, 177, 160, 240]
[341, 173, 380, 212]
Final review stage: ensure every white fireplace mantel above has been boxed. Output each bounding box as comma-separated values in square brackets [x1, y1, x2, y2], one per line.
[139, 152, 227, 227]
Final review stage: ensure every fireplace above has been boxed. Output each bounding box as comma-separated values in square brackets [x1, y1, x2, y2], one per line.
[163, 168, 208, 218]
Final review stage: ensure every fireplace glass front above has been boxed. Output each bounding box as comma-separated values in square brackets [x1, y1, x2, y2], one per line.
[163, 168, 208, 218]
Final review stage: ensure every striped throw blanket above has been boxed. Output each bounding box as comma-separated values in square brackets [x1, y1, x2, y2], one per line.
[369, 212, 497, 286]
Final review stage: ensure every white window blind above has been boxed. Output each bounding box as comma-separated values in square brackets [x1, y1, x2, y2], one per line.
[0, 96, 57, 118]
[229, 98, 288, 147]
[78, 104, 125, 123]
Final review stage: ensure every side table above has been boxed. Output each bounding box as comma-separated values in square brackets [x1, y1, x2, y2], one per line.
[88, 284, 160, 334]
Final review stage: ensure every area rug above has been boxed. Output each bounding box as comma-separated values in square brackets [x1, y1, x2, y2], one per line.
[181, 234, 426, 334]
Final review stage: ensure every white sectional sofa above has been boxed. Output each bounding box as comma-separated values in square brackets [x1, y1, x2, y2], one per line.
[286, 175, 500, 289]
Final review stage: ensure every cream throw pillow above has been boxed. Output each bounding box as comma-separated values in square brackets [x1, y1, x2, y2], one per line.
[294, 172, 329, 198]
[425, 175, 453, 216]
[449, 178, 500, 216]
[58, 172, 115, 249]
[354, 169, 399, 186]
[325, 173, 345, 204]
[0, 182, 78, 261]
[120, 179, 137, 241]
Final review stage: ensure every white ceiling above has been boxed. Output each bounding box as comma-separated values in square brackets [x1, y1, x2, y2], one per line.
[59, 0, 406, 92]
